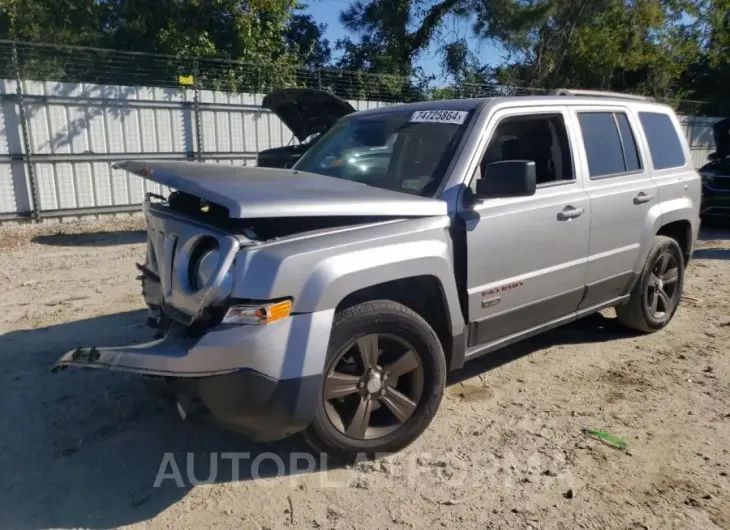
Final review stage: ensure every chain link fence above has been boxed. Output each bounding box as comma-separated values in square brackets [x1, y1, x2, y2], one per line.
[0, 40, 725, 220]
[1, 40, 722, 113]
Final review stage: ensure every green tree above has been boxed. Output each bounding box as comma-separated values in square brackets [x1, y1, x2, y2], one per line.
[284, 11, 331, 68]
[684, 0, 730, 113]
[336, 0, 463, 76]
[0, 0, 306, 91]
[333, 0, 464, 100]
[469, 0, 702, 98]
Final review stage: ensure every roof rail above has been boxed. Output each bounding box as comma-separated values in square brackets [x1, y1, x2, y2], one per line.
[550, 88, 655, 102]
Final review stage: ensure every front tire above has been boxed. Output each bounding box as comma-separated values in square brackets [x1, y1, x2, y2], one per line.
[302, 300, 446, 461]
[616, 235, 684, 333]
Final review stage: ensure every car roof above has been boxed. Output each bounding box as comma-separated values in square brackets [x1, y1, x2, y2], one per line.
[353, 98, 488, 116]
[351, 95, 674, 118]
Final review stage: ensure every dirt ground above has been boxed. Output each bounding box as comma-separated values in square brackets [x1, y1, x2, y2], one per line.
[1, 217, 729, 530]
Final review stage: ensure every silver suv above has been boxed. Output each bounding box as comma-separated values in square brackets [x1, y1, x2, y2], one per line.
[54, 90, 701, 459]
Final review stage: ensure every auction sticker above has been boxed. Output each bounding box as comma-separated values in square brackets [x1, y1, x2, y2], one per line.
[410, 110, 468, 125]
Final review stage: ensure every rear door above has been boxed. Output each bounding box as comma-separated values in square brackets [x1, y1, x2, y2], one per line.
[569, 106, 658, 309]
[461, 106, 590, 346]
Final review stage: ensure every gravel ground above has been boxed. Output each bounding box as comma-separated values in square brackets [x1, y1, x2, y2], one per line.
[1, 218, 729, 530]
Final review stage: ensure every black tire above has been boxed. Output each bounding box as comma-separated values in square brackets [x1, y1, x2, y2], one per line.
[616, 235, 685, 333]
[302, 300, 447, 461]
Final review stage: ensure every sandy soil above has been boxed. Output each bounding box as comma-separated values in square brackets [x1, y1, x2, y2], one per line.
[1, 218, 729, 530]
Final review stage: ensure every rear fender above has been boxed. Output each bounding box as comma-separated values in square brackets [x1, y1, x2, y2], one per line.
[634, 197, 698, 273]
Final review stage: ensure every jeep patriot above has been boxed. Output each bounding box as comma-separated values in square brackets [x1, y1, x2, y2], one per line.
[54, 89, 701, 459]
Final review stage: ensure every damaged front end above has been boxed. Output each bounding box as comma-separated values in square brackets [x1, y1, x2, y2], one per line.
[52, 191, 249, 376]
[51, 192, 327, 440]
[50, 159, 446, 440]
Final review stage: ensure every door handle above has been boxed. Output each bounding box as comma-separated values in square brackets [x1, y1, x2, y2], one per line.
[557, 206, 585, 221]
[633, 192, 653, 204]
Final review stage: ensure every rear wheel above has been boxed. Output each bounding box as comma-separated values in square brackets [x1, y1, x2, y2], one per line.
[617, 235, 684, 332]
[302, 300, 446, 461]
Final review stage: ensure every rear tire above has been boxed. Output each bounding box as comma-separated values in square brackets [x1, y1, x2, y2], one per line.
[302, 300, 446, 462]
[616, 235, 684, 333]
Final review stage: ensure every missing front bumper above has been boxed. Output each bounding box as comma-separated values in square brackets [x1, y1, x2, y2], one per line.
[51, 325, 236, 377]
[51, 327, 322, 442]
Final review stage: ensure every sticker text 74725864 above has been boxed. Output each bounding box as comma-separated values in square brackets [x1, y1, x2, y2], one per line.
[409, 110, 468, 125]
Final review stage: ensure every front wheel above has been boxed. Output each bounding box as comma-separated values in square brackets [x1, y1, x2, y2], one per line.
[616, 235, 685, 333]
[302, 300, 446, 461]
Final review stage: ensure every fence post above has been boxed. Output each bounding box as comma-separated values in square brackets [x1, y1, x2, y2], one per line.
[12, 42, 40, 221]
[193, 59, 202, 162]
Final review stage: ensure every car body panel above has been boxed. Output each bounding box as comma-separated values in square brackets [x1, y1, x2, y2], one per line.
[54, 308, 335, 380]
[231, 215, 464, 333]
[457, 105, 591, 345]
[261, 88, 356, 142]
[699, 118, 730, 217]
[257, 88, 357, 169]
[117, 160, 448, 218]
[256, 143, 311, 169]
[566, 104, 659, 285]
[712, 118, 729, 159]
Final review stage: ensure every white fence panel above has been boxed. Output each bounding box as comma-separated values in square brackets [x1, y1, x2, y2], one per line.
[679, 115, 722, 170]
[0, 79, 724, 218]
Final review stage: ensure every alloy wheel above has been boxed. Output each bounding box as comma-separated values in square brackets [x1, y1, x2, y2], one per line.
[645, 251, 680, 320]
[322, 333, 425, 440]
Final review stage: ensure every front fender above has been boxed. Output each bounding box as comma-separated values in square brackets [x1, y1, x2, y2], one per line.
[298, 239, 464, 335]
[231, 217, 465, 336]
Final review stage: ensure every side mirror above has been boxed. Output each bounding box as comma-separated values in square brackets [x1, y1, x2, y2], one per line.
[707, 152, 719, 162]
[475, 160, 537, 199]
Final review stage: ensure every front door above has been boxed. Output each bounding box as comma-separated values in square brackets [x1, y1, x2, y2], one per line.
[461, 106, 590, 347]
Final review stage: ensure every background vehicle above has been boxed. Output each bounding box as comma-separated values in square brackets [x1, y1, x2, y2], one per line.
[699, 117, 730, 219]
[55, 91, 701, 460]
[256, 88, 355, 168]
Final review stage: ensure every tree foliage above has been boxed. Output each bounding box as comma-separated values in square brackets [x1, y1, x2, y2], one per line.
[0, 0, 727, 111]
[469, 0, 703, 99]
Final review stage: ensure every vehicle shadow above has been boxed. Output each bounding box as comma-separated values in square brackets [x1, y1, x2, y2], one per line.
[0, 309, 640, 529]
[692, 247, 730, 260]
[31, 230, 146, 247]
[0, 311, 339, 530]
[449, 312, 640, 385]
[699, 222, 730, 241]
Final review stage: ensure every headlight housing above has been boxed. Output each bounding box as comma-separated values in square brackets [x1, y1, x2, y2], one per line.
[193, 247, 220, 290]
[188, 237, 233, 297]
[222, 300, 292, 325]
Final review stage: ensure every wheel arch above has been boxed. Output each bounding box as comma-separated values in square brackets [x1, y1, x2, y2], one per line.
[636, 198, 696, 273]
[657, 219, 692, 265]
[334, 276, 465, 371]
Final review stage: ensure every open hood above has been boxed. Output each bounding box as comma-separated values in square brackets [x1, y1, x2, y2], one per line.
[116, 161, 447, 219]
[262, 88, 355, 142]
[713, 118, 730, 159]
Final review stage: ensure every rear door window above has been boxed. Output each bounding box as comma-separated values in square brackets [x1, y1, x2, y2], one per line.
[578, 113, 629, 178]
[578, 111, 645, 178]
[638, 112, 686, 170]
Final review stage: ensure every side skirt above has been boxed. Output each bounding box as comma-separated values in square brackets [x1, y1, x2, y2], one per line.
[464, 294, 629, 363]
[467, 288, 585, 347]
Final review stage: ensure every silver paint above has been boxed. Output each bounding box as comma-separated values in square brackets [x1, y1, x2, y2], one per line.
[58, 95, 700, 391]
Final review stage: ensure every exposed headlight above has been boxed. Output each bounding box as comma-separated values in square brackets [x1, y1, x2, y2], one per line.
[189, 239, 233, 296]
[222, 300, 292, 325]
[194, 247, 220, 290]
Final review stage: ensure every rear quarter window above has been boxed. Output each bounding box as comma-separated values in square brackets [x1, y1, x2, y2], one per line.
[638, 112, 686, 170]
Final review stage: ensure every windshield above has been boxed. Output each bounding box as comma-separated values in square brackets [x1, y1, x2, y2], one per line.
[293, 109, 472, 197]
